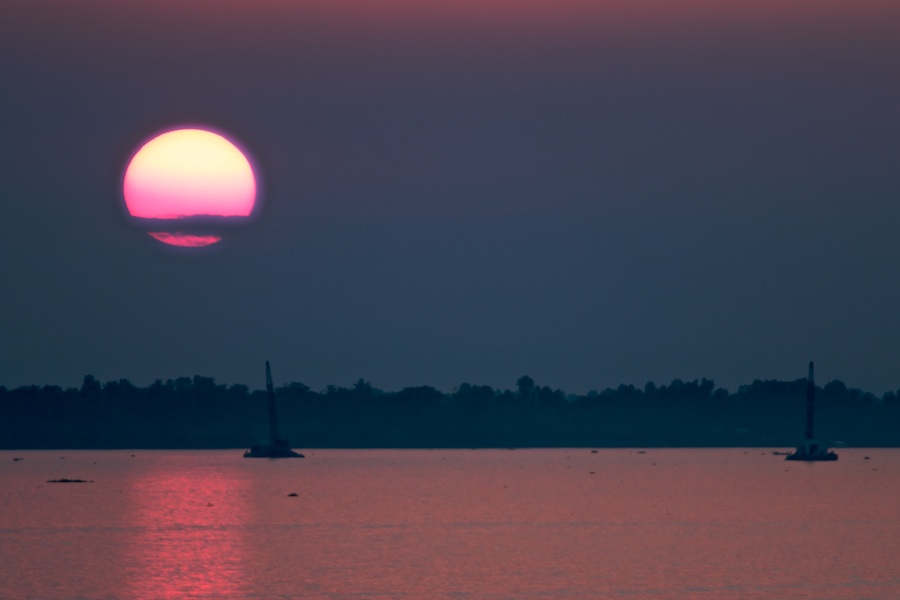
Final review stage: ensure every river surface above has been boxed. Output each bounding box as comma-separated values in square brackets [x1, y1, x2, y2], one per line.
[1, 448, 898, 599]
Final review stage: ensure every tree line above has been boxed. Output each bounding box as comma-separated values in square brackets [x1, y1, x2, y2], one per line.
[1, 374, 898, 449]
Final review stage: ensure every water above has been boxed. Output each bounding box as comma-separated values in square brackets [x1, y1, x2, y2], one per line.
[1, 448, 898, 599]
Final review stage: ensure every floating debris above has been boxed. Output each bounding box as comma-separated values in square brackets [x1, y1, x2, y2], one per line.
[590, 450, 598, 454]
[287, 492, 298, 497]
[47, 478, 92, 483]
[12, 457, 23, 461]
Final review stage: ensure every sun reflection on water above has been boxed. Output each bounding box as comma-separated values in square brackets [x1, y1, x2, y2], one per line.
[123, 458, 251, 598]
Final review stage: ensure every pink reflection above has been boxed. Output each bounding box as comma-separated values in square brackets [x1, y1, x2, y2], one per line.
[148, 232, 222, 247]
[125, 455, 250, 599]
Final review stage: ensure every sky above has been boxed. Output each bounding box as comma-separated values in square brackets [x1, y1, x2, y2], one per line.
[1, 0, 899, 394]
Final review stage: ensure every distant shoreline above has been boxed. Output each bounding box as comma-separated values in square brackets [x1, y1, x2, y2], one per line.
[4, 375, 898, 448]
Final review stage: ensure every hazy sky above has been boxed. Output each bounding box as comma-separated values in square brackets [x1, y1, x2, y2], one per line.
[2, 0, 898, 393]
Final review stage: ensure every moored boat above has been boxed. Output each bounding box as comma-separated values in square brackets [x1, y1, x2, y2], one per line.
[244, 361, 304, 458]
[785, 361, 837, 462]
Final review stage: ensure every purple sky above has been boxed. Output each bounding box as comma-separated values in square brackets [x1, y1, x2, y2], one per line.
[1, 0, 899, 393]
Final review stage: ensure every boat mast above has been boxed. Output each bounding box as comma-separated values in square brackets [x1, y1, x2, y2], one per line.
[805, 361, 815, 440]
[266, 360, 280, 444]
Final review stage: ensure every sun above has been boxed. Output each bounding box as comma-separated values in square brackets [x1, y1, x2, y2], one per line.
[123, 128, 257, 247]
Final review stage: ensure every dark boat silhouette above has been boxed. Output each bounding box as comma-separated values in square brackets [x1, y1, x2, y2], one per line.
[244, 361, 304, 458]
[785, 361, 838, 461]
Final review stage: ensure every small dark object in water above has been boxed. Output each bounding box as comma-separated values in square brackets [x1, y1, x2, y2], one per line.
[206, 502, 214, 507]
[47, 478, 92, 483]
[591, 450, 598, 454]
[637, 451, 646, 454]
[13, 457, 23, 461]
[864, 456, 871, 460]
[287, 492, 298, 497]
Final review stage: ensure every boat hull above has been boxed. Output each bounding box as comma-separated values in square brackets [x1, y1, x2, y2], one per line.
[244, 439, 304, 458]
[784, 451, 838, 461]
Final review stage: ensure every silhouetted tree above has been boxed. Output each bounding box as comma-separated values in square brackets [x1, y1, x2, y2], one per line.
[80, 374, 101, 397]
[453, 383, 496, 407]
[516, 375, 535, 400]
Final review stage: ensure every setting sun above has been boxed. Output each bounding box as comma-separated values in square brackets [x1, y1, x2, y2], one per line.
[123, 128, 257, 247]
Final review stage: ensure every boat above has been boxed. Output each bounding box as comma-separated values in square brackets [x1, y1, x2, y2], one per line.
[244, 361, 304, 458]
[785, 361, 838, 461]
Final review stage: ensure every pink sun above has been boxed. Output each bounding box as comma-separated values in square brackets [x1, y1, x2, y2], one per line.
[123, 128, 257, 247]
